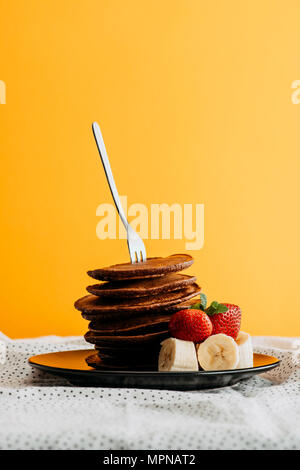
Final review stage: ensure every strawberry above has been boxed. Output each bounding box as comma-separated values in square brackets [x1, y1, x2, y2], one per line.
[168, 308, 212, 343]
[205, 301, 241, 339]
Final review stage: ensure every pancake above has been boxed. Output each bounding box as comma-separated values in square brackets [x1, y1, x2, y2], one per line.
[86, 353, 156, 371]
[87, 254, 193, 281]
[84, 329, 169, 347]
[94, 345, 160, 361]
[94, 347, 161, 364]
[86, 273, 197, 298]
[80, 297, 199, 321]
[88, 312, 172, 333]
[88, 321, 168, 336]
[75, 284, 201, 317]
[76, 252, 199, 369]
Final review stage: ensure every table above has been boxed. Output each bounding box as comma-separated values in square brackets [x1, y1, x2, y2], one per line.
[0, 332, 299, 450]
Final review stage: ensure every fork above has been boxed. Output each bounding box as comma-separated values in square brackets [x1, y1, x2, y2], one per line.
[92, 121, 147, 263]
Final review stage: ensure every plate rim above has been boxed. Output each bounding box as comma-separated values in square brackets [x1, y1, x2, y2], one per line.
[28, 349, 281, 376]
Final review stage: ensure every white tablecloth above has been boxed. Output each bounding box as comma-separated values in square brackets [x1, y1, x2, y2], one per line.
[0, 332, 299, 450]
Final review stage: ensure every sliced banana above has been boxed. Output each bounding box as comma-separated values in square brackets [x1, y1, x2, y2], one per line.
[158, 337, 199, 372]
[197, 333, 239, 371]
[236, 331, 253, 369]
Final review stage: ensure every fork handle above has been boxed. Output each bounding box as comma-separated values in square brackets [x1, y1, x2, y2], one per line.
[92, 122, 129, 231]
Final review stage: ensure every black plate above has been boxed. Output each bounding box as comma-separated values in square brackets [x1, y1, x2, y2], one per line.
[28, 349, 280, 390]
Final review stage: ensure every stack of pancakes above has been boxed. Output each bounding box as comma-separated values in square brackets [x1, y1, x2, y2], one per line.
[74, 254, 200, 370]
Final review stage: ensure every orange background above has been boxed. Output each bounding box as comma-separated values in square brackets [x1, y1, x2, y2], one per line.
[1, 0, 300, 338]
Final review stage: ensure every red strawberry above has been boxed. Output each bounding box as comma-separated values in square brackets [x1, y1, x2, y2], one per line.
[205, 301, 241, 339]
[168, 309, 212, 342]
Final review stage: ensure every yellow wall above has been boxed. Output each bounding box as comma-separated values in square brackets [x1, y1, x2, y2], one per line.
[1, 0, 299, 338]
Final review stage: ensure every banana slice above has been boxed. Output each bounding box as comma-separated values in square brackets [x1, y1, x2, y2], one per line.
[236, 331, 253, 369]
[197, 333, 239, 371]
[158, 337, 199, 372]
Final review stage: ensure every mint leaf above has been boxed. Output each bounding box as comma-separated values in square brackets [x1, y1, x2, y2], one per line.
[189, 301, 203, 311]
[210, 301, 219, 309]
[200, 293, 207, 309]
[188, 294, 209, 311]
[217, 304, 229, 313]
[205, 301, 228, 316]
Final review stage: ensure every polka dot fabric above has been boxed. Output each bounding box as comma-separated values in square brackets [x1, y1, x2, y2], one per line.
[0, 334, 299, 450]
